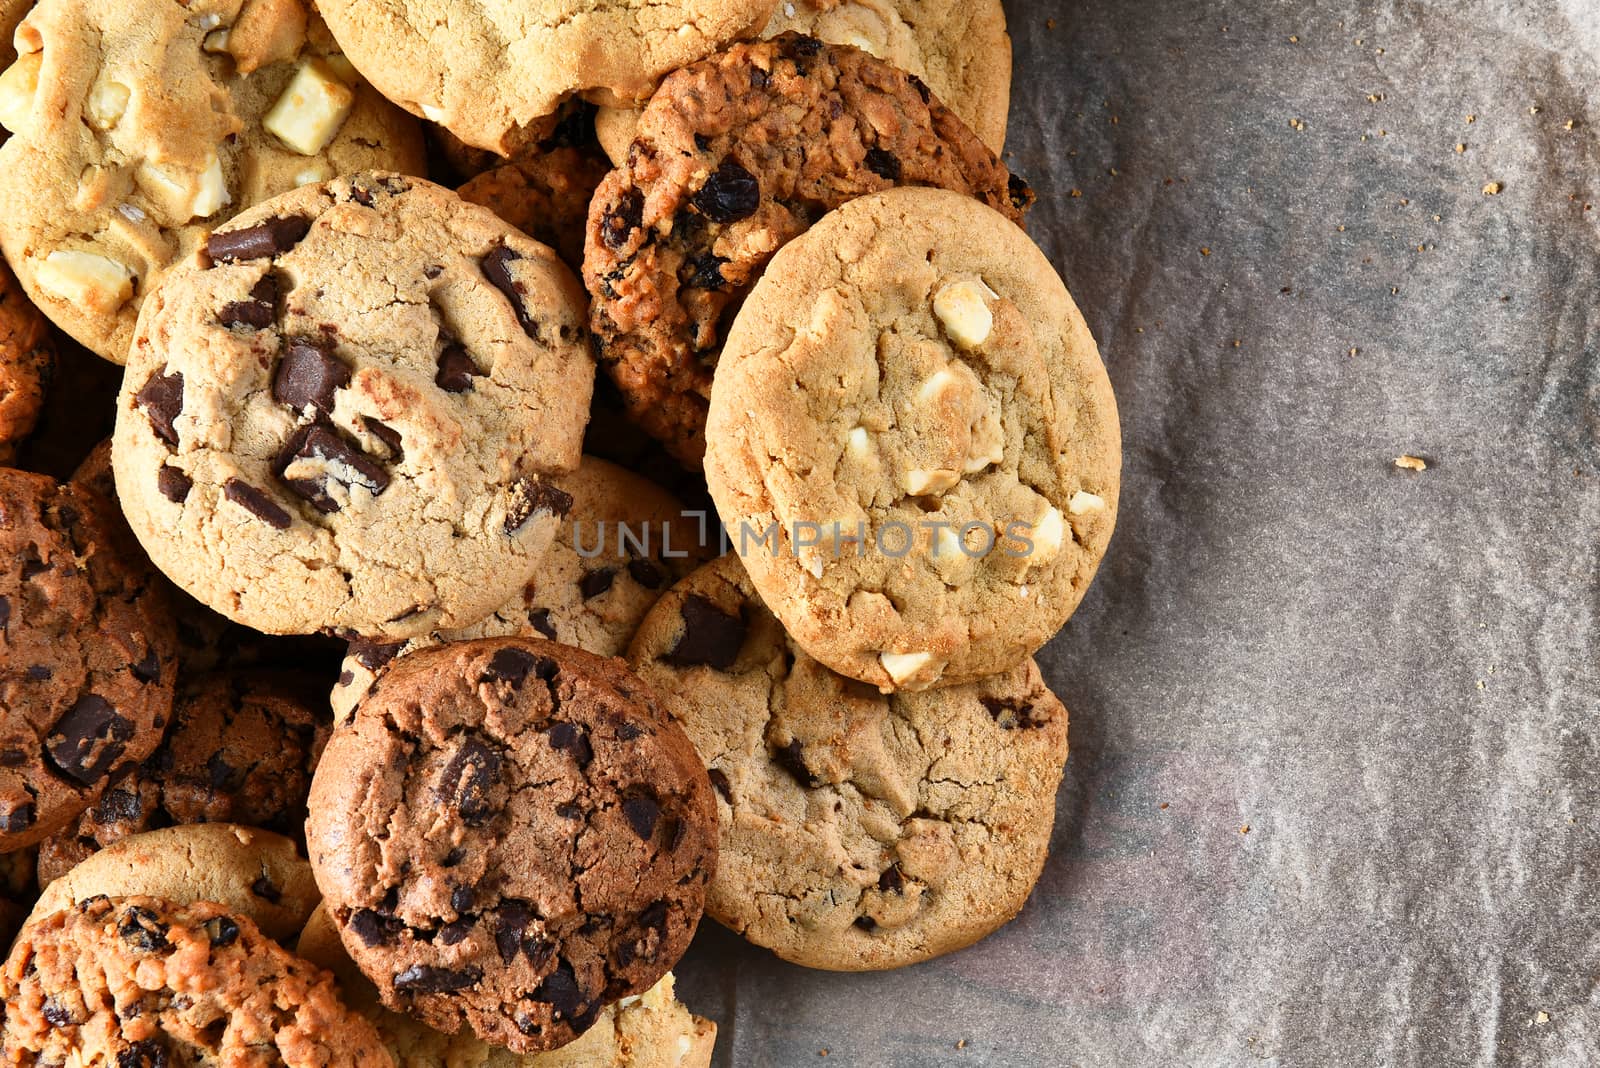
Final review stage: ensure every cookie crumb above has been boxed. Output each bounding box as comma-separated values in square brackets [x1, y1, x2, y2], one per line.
[1240, 824, 1251, 834]
[1483, 181, 1503, 196]
[1536, 1011, 1551, 1024]
[1200, 246, 1212, 256]
[1289, 117, 1305, 131]
[1454, 143, 1466, 153]
[956, 1039, 968, 1049]
[1394, 455, 1427, 472]
[1159, 802, 1169, 810]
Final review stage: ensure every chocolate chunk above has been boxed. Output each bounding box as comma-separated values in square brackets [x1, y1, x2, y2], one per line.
[349, 908, 396, 947]
[0, 799, 34, 832]
[854, 915, 877, 931]
[435, 342, 483, 392]
[692, 160, 761, 224]
[274, 424, 390, 514]
[750, 65, 770, 90]
[363, 417, 403, 459]
[204, 915, 239, 947]
[664, 595, 746, 669]
[622, 795, 659, 840]
[130, 646, 161, 683]
[350, 639, 405, 672]
[578, 568, 616, 599]
[46, 695, 133, 785]
[545, 722, 592, 767]
[0, 747, 24, 766]
[41, 999, 73, 1027]
[865, 147, 902, 181]
[117, 905, 169, 951]
[637, 899, 669, 933]
[1008, 172, 1035, 213]
[206, 215, 311, 262]
[451, 886, 475, 913]
[26, 665, 50, 680]
[95, 787, 141, 823]
[878, 864, 904, 893]
[979, 696, 1045, 730]
[435, 734, 502, 827]
[504, 477, 573, 534]
[135, 369, 184, 448]
[708, 768, 732, 803]
[218, 274, 278, 329]
[481, 245, 539, 338]
[156, 465, 192, 503]
[534, 960, 586, 1020]
[223, 478, 292, 529]
[601, 188, 644, 251]
[908, 73, 932, 103]
[482, 646, 554, 687]
[494, 903, 533, 964]
[773, 738, 819, 788]
[273, 339, 350, 415]
[788, 33, 823, 58]
[441, 847, 466, 867]
[627, 559, 664, 589]
[440, 919, 474, 945]
[527, 608, 556, 639]
[556, 802, 582, 820]
[393, 964, 482, 994]
[251, 875, 282, 903]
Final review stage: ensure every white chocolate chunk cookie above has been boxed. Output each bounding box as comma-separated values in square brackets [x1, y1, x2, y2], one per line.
[704, 188, 1120, 691]
[0, 0, 425, 362]
[330, 456, 711, 721]
[112, 172, 594, 640]
[299, 904, 716, 1068]
[628, 554, 1070, 970]
[315, 0, 777, 155]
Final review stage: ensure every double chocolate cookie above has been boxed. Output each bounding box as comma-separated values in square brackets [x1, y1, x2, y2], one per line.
[0, 468, 176, 852]
[307, 639, 717, 1053]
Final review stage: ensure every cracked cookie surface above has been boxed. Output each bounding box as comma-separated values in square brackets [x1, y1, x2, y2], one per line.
[330, 456, 710, 722]
[112, 172, 594, 640]
[36, 673, 328, 885]
[0, 894, 392, 1066]
[307, 638, 717, 1054]
[0, 468, 177, 853]
[628, 553, 1070, 970]
[0, 262, 53, 465]
[703, 187, 1120, 691]
[583, 33, 1031, 468]
[0, 0, 425, 362]
[316, 0, 776, 155]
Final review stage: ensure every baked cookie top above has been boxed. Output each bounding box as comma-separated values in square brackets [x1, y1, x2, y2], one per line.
[703, 187, 1120, 691]
[112, 172, 594, 640]
[316, 0, 776, 154]
[1, 894, 392, 1067]
[583, 33, 1031, 467]
[307, 639, 717, 1053]
[628, 554, 1070, 970]
[0, 468, 177, 852]
[0, 0, 425, 362]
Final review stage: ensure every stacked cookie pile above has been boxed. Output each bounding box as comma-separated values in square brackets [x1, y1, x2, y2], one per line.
[0, 0, 1120, 1064]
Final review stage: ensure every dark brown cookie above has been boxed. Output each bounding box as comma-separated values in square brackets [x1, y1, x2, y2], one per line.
[35, 673, 329, 886]
[0, 847, 36, 950]
[583, 32, 1033, 468]
[459, 146, 612, 274]
[0, 468, 177, 852]
[307, 638, 716, 1054]
[0, 894, 391, 1065]
[0, 261, 53, 466]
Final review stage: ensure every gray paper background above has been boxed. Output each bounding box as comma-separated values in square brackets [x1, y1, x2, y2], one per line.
[674, 0, 1600, 1064]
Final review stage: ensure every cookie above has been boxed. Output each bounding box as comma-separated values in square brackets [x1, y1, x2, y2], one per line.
[628, 554, 1070, 969]
[1, 894, 390, 1065]
[0, 468, 177, 851]
[583, 33, 1032, 468]
[704, 187, 1121, 691]
[11, 336, 120, 479]
[593, 0, 1012, 165]
[316, 0, 776, 155]
[426, 101, 600, 186]
[0, 847, 36, 951]
[111, 172, 594, 640]
[25, 823, 319, 943]
[35, 672, 327, 885]
[299, 904, 718, 1068]
[0, 261, 52, 465]
[307, 639, 717, 1053]
[0, 0, 427, 363]
[330, 456, 709, 721]
[459, 147, 613, 274]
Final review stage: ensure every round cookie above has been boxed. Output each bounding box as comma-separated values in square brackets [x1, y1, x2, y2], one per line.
[316, 0, 776, 155]
[330, 456, 709, 721]
[25, 823, 319, 943]
[628, 554, 1070, 969]
[583, 33, 1032, 468]
[0, 468, 177, 851]
[112, 171, 594, 640]
[0, 0, 426, 362]
[459, 147, 613, 275]
[307, 639, 717, 1053]
[300, 904, 718, 1068]
[0, 261, 52, 465]
[36, 672, 328, 885]
[704, 187, 1120, 691]
[1, 894, 390, 1064]
[593, 0, 1012, 165]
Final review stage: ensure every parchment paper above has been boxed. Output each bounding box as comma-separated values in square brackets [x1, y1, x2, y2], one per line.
[672, 1, 1600, 1064]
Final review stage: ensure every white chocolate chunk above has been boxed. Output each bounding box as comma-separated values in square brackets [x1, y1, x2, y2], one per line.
[419, 102, 447, 123]
[916, 366, 960, 404]
[1068, 490, 1106, 515]
[1030, 505, 1065, 558]
[847, 425, 871, 458]
[34, 250, 135, 308]
[0, 53, 41, 135]
[903, 467, 959, 496]
[675, 1035, 695, 1063]
[293, 159, 335, 186]
[86, 80, 130, 130]
[880, 651, 936, 686]
[264, 58, 354, 156]
[933, 278, 995, 348]
[191, 153, 230, 218]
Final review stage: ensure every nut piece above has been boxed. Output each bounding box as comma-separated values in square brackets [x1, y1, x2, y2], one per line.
[264, 58, 355, 156]
[1029, 505, 1065, 559]
[34, 249, 136, 309]
[1067, 490, 1106, 515]
[903, 467, 959, 496]
[880, 650, 938, 687]
[0, 52, 42, 135]
[86, 80, 131, 131]
[933, 278, 996, 349]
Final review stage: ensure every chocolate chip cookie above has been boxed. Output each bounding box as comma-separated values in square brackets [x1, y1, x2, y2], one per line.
[459, 146, 612, 274]
[315, 0, 776, 155]
[0, 261, 52, 465]
[629, 554, 1070, 969]
[0, 0, 426, 362]
[330, 456, 709, 721]
[1, 894, 391, 1065]
[36, 673, 327, 885]
[704, 187, 1121, 691]
[0, 468, 177, 852]
[307, 639, 717, 1053]
[583, 32, 1032, 468]
[112, 172, 594, 640]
